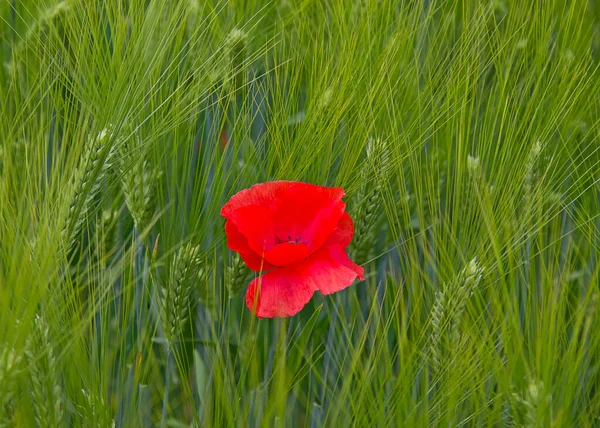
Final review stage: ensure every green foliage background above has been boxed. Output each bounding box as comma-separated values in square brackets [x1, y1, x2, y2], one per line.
[1, 0, 599, 426]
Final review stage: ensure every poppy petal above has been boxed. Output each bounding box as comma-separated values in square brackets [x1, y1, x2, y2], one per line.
[230, 205, 276, 255]
[224, 219, 253, 253]
[238, 251, 273, 272]
[263, 242, 311, 266]
[245, 243, 363, 318]
[269, 182, 345, 252]
[309, 244, 364, 295]
[221, 181, 293, 218]
[323, 212, 354, 248]
[245, 264, 316, 318]
[225, 219, 275, 271]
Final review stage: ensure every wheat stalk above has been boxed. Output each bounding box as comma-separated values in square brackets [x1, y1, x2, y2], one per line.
[226, 28, 248, 92]
[227, 253, 252, 298]
[0, 348, 21, 428]
[24, 316, 64, 428]
[159, 243, 204, 348]
[429, 258, 484, 375]
[79, 389, 114, 427]
[62, 129, 116, 254]
[351, 137, 390, 265]
[522, 141, 543, 219]
[507, 380, 552, 427]
[122, 156, 161, 233]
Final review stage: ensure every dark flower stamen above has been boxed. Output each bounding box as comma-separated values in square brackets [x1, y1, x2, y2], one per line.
[276, 234, 303, 245]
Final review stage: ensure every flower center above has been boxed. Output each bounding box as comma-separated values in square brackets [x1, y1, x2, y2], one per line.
[276, 234, 303, 245]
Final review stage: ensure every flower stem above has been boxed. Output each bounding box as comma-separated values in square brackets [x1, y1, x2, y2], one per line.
[161, 348, 173, 428]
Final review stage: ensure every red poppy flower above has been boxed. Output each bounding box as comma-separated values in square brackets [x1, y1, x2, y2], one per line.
[221, 181, 364, 318]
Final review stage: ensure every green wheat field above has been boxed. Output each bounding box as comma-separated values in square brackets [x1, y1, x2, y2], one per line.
[1, 0, 600, 426]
